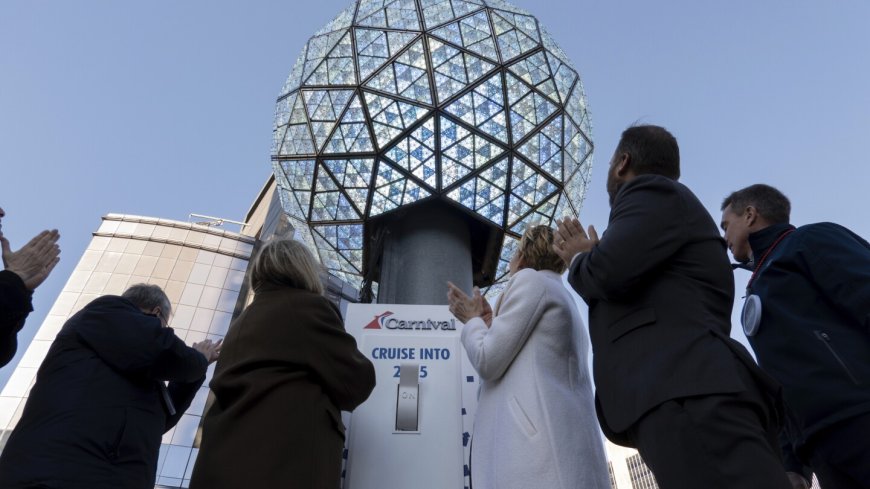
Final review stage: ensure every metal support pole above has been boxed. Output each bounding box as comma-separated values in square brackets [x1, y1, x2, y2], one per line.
[377, 203, 473, 305]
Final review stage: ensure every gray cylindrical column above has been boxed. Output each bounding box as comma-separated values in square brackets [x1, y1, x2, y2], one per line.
[377, 204, 473, 305]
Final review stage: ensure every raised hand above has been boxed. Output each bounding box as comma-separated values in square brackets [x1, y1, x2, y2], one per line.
[447, 282, 487, 324]
[1, 229, 61, 291]
[553, 217, 598, 266]
[193, 338, 223, 364]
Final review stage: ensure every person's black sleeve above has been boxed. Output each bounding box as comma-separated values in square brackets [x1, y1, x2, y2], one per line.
[0, 270, 33, 367]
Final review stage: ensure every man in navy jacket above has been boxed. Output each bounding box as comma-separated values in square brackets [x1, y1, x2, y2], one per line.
[721, 184, 870, 489]
[0, 284, 221, 489]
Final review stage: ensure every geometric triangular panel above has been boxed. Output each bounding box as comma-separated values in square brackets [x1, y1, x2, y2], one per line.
[444, 72, 508, 143]
[277, 159, 317, 192]
[510, 157, 557, 209]
[302, 30, 349, 85]
[505, 72, 531, 106]
[312, 227, 362, 287]
[420, 0, 485, 29]
[274, 159, 317, 220]
[323, 157, 375, 214]
[383, 116, 438, 189]
[509, 191, 559, 234]
[563, 115, 591, 175]
[364, 39, 433, 105]
[357, 0, 422, 31]
[355, 28, 418, 81]
[507, 51, 559, 104]
[517, 116, 563, 181]
[306, 31, 357, 86]
[311, 162, 361, 221]
[564, 81, 590, 135]
[554, 189, 575, 223]
[303, 89, 355, 150]
[312, 223, 364, 275]
[563, 159, 590, 214]
[545, 51, 578, 105]
[370, 160, 432, 216]
[364, 91, 431, 149]
[430, 10, 499, 63]
[440, 116, 506, 189]
[490, 10, 540, 62]
[428, 36, 496, 104]
[324, 94, 376, 153]
[274, 93, 316, 156]
[445, 157, 508, 225]
[420, 0, 457, 29]
[509, 90, 557, 143]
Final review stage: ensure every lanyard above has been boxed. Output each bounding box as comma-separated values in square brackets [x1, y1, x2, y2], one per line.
[746, 229, 795, 291]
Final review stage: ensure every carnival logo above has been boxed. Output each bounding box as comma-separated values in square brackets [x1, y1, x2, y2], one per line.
[363, 310, 456, 332]
[364, 311, 394, 329]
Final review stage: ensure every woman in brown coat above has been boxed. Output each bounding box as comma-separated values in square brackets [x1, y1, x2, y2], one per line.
[190, 239, 375, 489]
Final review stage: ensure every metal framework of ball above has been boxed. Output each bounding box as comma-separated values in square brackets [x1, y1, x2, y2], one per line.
[271, 0, 593, 298]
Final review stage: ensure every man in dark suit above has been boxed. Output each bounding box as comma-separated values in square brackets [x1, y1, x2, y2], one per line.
[0, 283, 221, 489]
[553, 125, 791, 488]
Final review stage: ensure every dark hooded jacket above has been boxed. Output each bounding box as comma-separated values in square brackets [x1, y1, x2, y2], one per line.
[745, 222, 870, 470]
[0, 295, 208, 489]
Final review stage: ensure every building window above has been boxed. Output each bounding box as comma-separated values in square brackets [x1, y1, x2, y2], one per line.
[626, 454, 659, 489]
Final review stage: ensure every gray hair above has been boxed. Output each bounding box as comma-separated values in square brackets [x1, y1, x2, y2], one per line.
[250, 239, 324, 295]
[122, 283, 172, 320]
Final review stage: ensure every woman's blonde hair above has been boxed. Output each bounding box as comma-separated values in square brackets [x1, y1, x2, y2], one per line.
[250, 239, 324, 294]
[518, 225, 566, 274]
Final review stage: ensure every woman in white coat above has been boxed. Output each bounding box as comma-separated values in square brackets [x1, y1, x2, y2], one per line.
[447, 225, 610, 489]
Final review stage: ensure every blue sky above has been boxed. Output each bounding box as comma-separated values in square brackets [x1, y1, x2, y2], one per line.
[2, 0, 869, 386]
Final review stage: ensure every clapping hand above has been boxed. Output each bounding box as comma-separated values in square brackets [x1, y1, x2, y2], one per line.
[1, 229, 61, 291]
[447, 282, 492, 327]
[193, 339, 223, 364]
[553, 217, 598, 266]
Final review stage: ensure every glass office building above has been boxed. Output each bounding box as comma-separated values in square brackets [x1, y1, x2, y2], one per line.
[605, 441, 658, 489]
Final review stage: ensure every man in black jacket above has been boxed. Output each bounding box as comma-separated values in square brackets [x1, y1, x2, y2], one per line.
[721, 184, 870, 489]
[0, 283, 221, 489]
[0, 206, 61, 367]
[554, 125, 791, 488]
